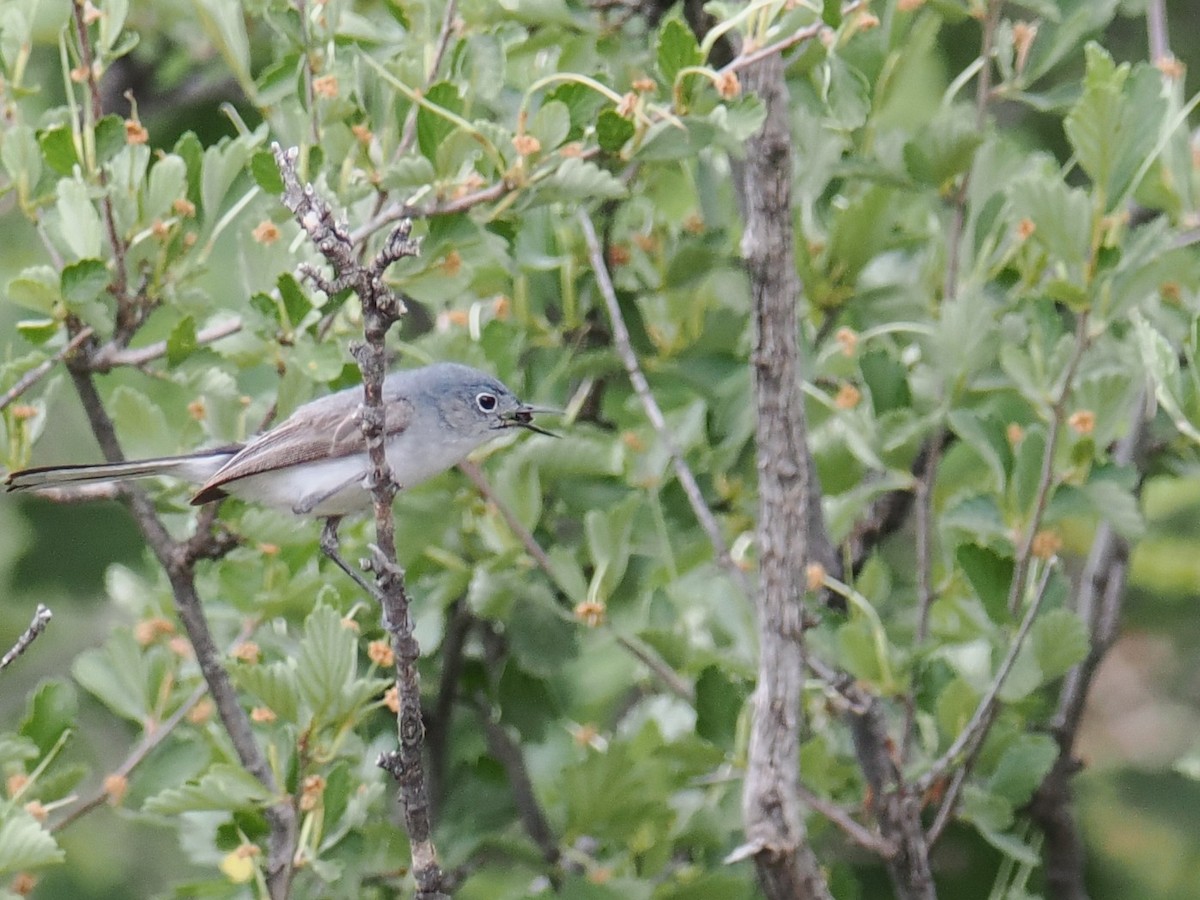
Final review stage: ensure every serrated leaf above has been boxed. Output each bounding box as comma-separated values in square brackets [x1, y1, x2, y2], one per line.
[381, 155, 437, 191]
[1131, 313, 1200, 443]
[533, 157, 626, 204]
[277, 273, 312, 330]
[7, 266, 61, 314]
[599, 108, 636, 154]
[145, 153, 188, 221]
[957, 544, 1014, 622]
[530, 100, 570, 151]
[250, 148, 285, 193]
[584, 494, 640, 600]
[1008, 173, 1092, 266]
[506, 588, 578, 679]
[167, 315, 198, 366]
[71, 632, 155, 725]
[55, 179, 104, 260]
[1, 124, 41, 200]
[1065, 44, 1168, 208]
[1031, 608, 1089, 682]
[947, 409, 1010, 492]
[416, 82, 463, 164]
[60, 258, 109, 311]
[38, 124, 79, 176]
[657, 18, 703, 85]
[233, 661, 300, 723]
[143, 763, 273, 815]
[988, 733, 1059, 805]
[16, 319, 60, 345]
[94, 114, 127, 164]
[0, 811, 64, 875]
[19, 679, 77, 757]
[295, 604, 356, 723]
[108, 385, 173, 458]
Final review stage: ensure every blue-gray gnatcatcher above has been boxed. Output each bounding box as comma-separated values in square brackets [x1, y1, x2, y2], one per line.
[4, 362, 553, 518]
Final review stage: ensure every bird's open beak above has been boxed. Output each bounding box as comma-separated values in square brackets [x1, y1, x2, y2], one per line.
[505, 405, 560, 438]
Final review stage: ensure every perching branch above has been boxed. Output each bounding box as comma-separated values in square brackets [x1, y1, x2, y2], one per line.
[0, 604, 52, 673]
[272, 143, 446, 900]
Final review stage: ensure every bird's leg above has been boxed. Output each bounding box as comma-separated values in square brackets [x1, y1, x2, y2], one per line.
[319, 516, 383, 602]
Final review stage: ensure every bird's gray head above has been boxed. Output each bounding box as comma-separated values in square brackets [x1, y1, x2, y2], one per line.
[401, 363, 555, 443]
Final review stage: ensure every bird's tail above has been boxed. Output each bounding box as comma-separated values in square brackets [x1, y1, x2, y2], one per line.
[5, 450, 238, 493]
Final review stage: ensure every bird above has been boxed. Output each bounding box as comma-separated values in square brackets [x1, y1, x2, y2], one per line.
[5, 362, 554, 585]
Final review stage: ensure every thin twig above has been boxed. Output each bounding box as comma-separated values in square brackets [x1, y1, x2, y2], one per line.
[88, 318, 242, 372]
[720, 1, 864, 75]
[795, 782, 897, 859]
[919, 562, 1057, 799]
[0, 604, 52, 673]
[53, 682, 207, 831]
[1007, 313, 1090, 614]
[474, 698, 561, 867]
[942, 0, 1003, 301]
[577, 209, 752, 600]
[350, 179, 511, 245]
[1146, 0, 1170, 64]
[0, 328, 95, 412]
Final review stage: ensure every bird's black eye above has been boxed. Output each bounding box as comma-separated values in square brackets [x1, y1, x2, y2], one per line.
[476, 392, 498, 412]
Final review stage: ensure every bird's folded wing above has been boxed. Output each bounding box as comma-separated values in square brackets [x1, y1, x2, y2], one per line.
[190, 394, 414, 504]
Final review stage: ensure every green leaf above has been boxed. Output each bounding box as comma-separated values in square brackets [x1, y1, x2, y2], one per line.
[695, 665, 746, 749]
[947, 409, 1010, 493]
[1008, 173, 1092, 266]
[533, 157, 626, 204]
[530, 100, 570, 151]
[60, 258, 109, 313]
[657, 18, 703, 85]
[250, 148, 285, 194]
[956, 544, 1014, 622]
[0, 124, 41, 201]
[506, 588, 578, 679]
[988, 733, 1059, 805]
[903, 107, 983, 186]
[16, 319, 60, 345]
[38, 124, 79, 176]
[108, 385, 173, 459]
[1065, 44, 1168, 208]
[7, 266, 61, 314]
[145, 153, 188, 221]
[94, 114, 127, 165]
[0, 810, 64, 876]
[277, 273, 312, 330]
[19, 679, 77, 757]
[416, 82, 464, 164]
[55, 179, 104, 260]
[1031, 608, 1089, 681]
[71, 631, 158, 725]
[143, 763, 273, 815]
[597, 108, 635, 153]
[584, 494, 640, 601]
[295, 604, 357, 723]
[1131, 313, 1200, 443]
[166, 315, 198, 366]
[233, 661, 300, 723]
